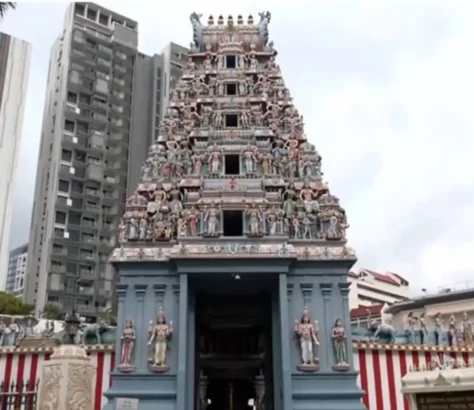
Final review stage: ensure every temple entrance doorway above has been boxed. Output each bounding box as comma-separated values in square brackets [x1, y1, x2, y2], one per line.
[194, 282, 275, 410]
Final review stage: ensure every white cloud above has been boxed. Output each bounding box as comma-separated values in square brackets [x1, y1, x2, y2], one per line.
[2, 1, 473, 292]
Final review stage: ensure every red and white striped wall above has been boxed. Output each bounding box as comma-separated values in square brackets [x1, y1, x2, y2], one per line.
[0, 344, 472, 409]
[354, 343, 474, 410]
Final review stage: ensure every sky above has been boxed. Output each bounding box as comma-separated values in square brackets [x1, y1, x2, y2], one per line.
[2, 1, 474, 293]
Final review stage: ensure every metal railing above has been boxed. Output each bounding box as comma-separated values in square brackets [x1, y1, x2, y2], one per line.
[0, 380, 39, 410]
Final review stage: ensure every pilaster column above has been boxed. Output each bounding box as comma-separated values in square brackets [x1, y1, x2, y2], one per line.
[135, 284, 147, 369]
[115, 284, 128, 368]
[300, 283, 313, 305]
[176, 274, 188, 410]
[279, 274, 292, 410]
[320, 283, 333, 369]
[153, 284, 167, 307]
[338, 282, 353, 368]
[287, 283, 294, 303]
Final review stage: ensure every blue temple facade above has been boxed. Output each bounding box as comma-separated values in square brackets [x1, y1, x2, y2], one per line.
[104, 12, 364, 410]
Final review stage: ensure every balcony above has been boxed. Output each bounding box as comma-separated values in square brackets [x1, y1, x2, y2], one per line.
[85, 163, 104, 181]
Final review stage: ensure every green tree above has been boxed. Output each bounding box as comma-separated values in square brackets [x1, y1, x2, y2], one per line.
[0, 291, 34, 315]
[0, 3, 16, 20]
[42, 303, 63, 320]
[101, 307, 117, 325]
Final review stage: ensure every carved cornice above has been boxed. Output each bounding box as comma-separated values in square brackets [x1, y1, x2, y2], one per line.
[172, 284, 180, 296]
[338, 282, 351, 296]
[134, 284, 148, 297]
[300, 283, 313, 304]
[287, 283, 294, 301]
[320, 283, 333, 297]
[116, 284, 128, 299]
[153, 284, 167, 299]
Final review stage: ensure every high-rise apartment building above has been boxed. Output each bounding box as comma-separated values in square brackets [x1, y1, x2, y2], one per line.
[6, 244, 28, 296]
[0, 33, 31, 289]
[24, 2, 186, 321]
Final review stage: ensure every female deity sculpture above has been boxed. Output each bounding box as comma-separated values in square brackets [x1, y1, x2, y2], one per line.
[148, 307, 173, 371]
[331, 318, 350, 371]
[461, 312, 473, 347]
[294, 307, 319, 371]
[118, 319, 136, 372]
[203, 202, 220, 236]
[183, 206, 200, 236]
[245, 203, 263, 236]
[191, 153, 203, 175]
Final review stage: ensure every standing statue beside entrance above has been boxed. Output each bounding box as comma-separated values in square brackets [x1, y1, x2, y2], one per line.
[294, 306, 320, 371]
[331, 318, 350, 371]
[118, 319, 136, 372]
[148, 306, 173, 372]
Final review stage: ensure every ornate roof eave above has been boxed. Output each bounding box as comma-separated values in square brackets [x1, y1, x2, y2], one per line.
[109, 243, 357, 264]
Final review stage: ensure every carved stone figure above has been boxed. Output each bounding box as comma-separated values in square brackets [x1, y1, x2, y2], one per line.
[183, 206, 200, 236]
[448, 315, 457, 346]
[148, 307, 173, 372]
[406, 312, 417, 344]
[461, 312, 473, 347]
[242, 145, 257, 173]
[434, 313, 443, 345]
[419, 313, 428, 345]
[245, 203, 264, 236]
[294, 307, 319, 371]
[203, 202, 221, 237]
[332, 318, 350, 371]
[207, 145, 222, 174]
[190, 12, 203, 50]
[118, 319, 135, 372]
[257, 11, 272, 47]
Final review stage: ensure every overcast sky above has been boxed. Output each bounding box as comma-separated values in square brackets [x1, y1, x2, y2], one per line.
[2, 1, 474, 293]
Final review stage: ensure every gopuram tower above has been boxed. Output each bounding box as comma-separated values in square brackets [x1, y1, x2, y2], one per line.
[105, 12, 364, 410]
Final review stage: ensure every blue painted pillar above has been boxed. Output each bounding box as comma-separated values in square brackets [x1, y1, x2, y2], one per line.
[186, 289, 196, 410]
[320, 283, 333, 370]
[338, 282, 354, 369]
[115, 284, 128, 368]
[134, 284, 147, 371]
[278, 274, 292, 410]
[177, 274, 188, 410]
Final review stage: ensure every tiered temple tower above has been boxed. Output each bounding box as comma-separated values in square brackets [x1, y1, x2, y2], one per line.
[104, 12, 364, 410]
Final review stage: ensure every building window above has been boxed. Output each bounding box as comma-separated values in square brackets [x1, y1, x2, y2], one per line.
[226, 55, 236, 69]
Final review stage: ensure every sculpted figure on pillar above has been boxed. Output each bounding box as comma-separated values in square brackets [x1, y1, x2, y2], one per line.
[118, 319, 136, 372]
[294, 306, 320, 372]
[331, 318, 350, 372]
[461, 312, 473, 347]
[148, 306, 173, 372]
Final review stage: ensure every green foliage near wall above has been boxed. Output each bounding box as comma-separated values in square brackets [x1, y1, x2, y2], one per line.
[0, 291, 34, 315]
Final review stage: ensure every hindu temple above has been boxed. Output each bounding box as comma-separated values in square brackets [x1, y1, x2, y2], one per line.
[103, 11, 363, 410]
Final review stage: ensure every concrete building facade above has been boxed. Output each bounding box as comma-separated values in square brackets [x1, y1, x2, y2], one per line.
[348, 268, 411, 309]
[24, 2, 186, 320]
[0, 33, 31, 289]
[5, 243, 28, 296]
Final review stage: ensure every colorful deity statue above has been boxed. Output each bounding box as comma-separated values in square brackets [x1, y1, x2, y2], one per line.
[148, 307, 173, 371]
[294, 306, 319, 370]
[332, 318, 350, 371]
[118, 319, 136, 371]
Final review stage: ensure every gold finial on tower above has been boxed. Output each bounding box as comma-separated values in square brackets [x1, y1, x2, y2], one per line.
[217, 15, 224, 25]
[208, 15, 214, 25]
[247, 14, 254, 25]
[237, 15, 244, 25]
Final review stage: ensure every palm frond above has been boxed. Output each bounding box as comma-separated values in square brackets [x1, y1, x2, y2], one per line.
[0, 3, 16, 20]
